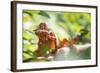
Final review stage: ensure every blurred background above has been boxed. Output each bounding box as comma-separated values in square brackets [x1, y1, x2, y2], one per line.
[22, 10, 91, 62]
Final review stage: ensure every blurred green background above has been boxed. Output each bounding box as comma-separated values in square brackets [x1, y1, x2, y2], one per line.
[22, 10, 91, 62]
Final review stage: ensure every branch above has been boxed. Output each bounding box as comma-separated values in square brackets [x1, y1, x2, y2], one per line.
[72, 43, 90, 52]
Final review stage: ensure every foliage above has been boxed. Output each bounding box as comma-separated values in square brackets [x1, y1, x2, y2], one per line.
[22, 10, 91, 62]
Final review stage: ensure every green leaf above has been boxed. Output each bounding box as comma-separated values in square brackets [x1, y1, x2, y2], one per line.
[38, 11, 50, 18]
[23, 44, 37, 52]
[23, 30, 31, 40]
[23, 53, 31, 61]
[23, 10, 40, 15]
